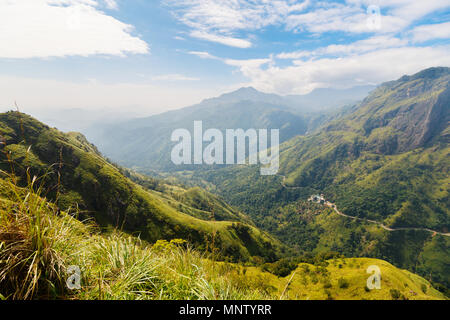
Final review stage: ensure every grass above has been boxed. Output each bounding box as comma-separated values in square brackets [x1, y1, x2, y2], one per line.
[0, 172, 446, 300]
[0, 172, 72, 299]
[0, 111, 447, 300]
[0, 111, 284, 263]
[0, 170, 277, 300]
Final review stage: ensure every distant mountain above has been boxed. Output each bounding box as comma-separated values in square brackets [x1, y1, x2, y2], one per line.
[324, 67, 449, 153]
[201, 87, 287, 106]
[27, 107, 143, 133]
[88, 85, 374, 172]
[188, 67, 450, 287]
[200, 85, 375, 113]
[285, 85, 376, 113]
[280, 67, 450, 225]
[88, 94, 307, 172]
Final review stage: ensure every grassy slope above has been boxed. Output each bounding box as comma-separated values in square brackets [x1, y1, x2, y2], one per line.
[0, 112, 283, 262]
[0, 181, 444, 300]
[279, 68, 450, 230]
[279, 135, 449, 230]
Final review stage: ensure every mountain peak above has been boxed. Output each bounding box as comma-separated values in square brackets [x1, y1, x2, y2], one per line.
[399, 66, 450, 82]
[201, 86, 284, 106]
[233, 86, 259, 93]
[222, 86, 269, 99]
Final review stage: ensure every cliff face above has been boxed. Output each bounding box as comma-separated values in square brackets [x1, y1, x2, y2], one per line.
[349, 67, 450, 154]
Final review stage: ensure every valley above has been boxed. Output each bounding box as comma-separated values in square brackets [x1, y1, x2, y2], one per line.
[1, 0, 449, 304]
[115, 67, 449, 290]
[0, 67, 449, 300]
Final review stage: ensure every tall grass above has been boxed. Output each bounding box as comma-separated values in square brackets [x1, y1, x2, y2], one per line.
[1, 165, 442, 300]
[0, 171, 70, 299]
[0, 170, 276, 300]
[0, 125, 275, 300]
[0, 174, 445, 300]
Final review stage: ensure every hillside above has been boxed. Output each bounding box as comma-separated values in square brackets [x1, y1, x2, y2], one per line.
[0, 180, 444, 300]
[280, 67, 449, 229]
[0, 111, 284, 263]
[186, 67, 450, 288]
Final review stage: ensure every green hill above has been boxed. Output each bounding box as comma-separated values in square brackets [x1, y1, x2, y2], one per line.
[280, 67, 449, 231]
[186, 67, 450, 288]
[0, 111, 284, 263]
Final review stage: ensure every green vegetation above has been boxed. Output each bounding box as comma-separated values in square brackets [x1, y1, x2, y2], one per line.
[0, 111, 284, 263]
[0, 175, 444, 300]
[1, 67, 448, 300]
[185, 68, 450, 289]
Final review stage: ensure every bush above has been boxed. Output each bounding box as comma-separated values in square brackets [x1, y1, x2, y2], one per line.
[323, 280, 332, 289]
[421, 284, 427, 294]
[338, 277, 349, 289]
[265, 258, 298, 277]
[390, 289, 401, 300]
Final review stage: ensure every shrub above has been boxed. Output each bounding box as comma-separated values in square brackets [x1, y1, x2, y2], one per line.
[323, 279, 332, 289]
[390, 289, 401, 300]
[338, 277, 350, 289]
[421, 284, 427, 294]
[265, 258, 297, 277]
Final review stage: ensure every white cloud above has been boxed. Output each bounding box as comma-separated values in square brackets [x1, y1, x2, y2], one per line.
[187, 51, 220, 60]
[165, 0, 309, 47]
[411, 22, 450, 43]
[103, 0, 118, 10]
[277, 35, 408, 59]
[0, 0, 149, 58]
[167, 0, 450, 46]
[286, 1, 406, 34]
[286, 0, 450, 34]
[190, 30, 252, 48]
[227, 46, 450, 95]
[224, 58, 272, 73]
[0, 75, 219, 116]
[187, 51, 272, 73]
[151, 74, 200, 81]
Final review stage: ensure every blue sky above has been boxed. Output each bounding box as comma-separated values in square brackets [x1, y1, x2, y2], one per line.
[0, 0, 449, 116]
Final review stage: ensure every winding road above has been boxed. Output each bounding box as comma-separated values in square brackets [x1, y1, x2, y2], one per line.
[277, 174, 450, 237]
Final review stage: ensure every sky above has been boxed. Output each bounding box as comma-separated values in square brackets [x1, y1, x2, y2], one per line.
[0, 0, 449, 117]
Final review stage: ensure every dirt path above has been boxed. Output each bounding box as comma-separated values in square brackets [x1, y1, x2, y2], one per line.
[277, 174, 450, 237]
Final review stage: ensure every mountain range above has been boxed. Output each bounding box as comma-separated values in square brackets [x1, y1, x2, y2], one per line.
[86, 85, 374, 172]
[0, 67, 448, 298]
[186, 67, 450, 287]
[83, 67, 449, 287]
[0, 112, 285, 262]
